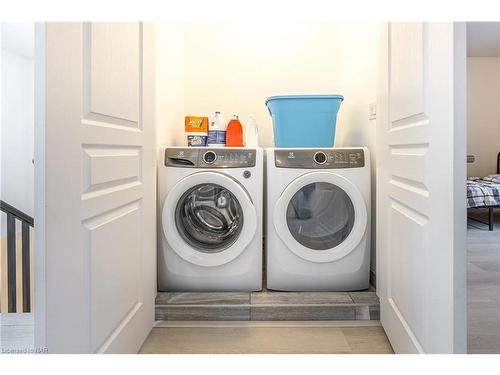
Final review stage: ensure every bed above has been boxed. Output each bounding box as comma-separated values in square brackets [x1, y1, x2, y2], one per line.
[467, 152, 500, 231]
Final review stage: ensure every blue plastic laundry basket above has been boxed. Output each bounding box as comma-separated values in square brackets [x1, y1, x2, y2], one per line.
[266, 95, 344, 147]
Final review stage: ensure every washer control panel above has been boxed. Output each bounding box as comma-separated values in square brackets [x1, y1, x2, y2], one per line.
[275, 149, 365, 169]
[165, 148, 256, 168]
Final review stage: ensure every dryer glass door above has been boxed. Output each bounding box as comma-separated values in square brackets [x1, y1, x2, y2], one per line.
[175, 183, 244, 253]
[274, 171, 367, 263]
[286, 182, 355, 250]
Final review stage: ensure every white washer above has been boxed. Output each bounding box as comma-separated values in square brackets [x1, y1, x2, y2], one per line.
[158, 147, 263, 292]
[266, 147, 370, 291]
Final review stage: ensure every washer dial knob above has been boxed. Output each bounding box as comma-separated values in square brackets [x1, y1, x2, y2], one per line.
[203, 151, 217, 164]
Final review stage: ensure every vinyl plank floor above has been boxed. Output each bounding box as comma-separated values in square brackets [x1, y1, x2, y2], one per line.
[250, 291, 353, 305]
[0, 313, 34, 352]
[139, 321, 393, 354]
[157, 305, 250, 321]
[156, 292, 249, 305]
[250, 305, 357, 321]
[157, 290, 379, 321]
[349, 292, 379, 305]
[341, 326, 394, 354]
[467, 210, 500, 354]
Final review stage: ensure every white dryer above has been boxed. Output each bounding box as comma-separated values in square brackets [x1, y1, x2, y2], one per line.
[158, 147, 263, 292]
[266, 148, 370, 291]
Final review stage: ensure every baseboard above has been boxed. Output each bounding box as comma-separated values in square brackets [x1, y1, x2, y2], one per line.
[154, 320, 382, 328]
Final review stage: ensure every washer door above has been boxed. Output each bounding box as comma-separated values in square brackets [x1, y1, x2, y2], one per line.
[162, 171, 257, 267]
[274, 171, 367, 263]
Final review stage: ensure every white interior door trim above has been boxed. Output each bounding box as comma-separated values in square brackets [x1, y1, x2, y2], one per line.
[34, 21, 47, 350]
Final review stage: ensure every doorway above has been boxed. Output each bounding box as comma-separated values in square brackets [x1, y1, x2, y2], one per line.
[2, 21, 472, 354]
[0, 22, 36, 352]
[465, 22, 500, 354]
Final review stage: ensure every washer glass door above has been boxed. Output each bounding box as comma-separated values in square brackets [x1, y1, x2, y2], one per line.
[286, 182, 355, 250]
[162, 171, 257, 267]
[175, 183, 244, 253]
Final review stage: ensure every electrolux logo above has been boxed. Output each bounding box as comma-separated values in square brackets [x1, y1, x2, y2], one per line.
[287, 152, 296, 159]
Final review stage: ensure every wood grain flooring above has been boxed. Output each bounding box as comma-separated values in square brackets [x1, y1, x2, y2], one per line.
[0, 313, 34, 352]
[139, 321, 394, 354]
[156, 291, 380, 321]
[467, 209, 500, 354]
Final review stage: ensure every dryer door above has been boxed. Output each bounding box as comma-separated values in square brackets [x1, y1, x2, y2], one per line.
[274, 171, 367, 263]
[162, 171, 257, 267]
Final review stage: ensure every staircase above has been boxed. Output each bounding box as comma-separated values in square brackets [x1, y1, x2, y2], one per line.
[0, 200, 34, 313]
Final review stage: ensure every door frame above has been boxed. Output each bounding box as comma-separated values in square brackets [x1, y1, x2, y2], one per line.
[34, 21, 46, 350]
[375, 22, 467, 353]
[452, 22, 467, 354]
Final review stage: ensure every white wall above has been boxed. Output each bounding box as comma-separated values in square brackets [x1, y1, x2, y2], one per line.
[1, 23, 35, 220]
[183, 21, 345, 148]
[467, 57, 500, 177]
[158, 22, 377, 149]
[335, 23, 378, 276]
[155, 21, 378, 275]
[156, 22, 185, 150]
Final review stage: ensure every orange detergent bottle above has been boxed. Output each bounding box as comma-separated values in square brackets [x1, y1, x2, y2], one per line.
[226, 115, 244, 147]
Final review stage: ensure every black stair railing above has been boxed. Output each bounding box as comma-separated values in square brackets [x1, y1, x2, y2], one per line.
[1, 200, 34, 313]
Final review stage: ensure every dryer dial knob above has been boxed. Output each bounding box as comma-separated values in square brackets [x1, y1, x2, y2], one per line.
[314, 151, 327, 165]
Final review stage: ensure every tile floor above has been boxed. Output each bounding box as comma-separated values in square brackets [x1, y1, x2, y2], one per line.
[156, 290, 380, 321]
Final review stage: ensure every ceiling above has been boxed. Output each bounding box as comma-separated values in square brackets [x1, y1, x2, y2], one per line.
[1, 23, 34, 59]
[467, 22, 500, 57]
[1, 22, 500, 59]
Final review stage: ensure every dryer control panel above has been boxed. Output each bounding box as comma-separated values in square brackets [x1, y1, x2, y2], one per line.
[275, 149, 365, 169]
[165, 148, 256, 168]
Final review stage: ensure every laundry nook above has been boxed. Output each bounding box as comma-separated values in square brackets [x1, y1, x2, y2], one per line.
[5, 16, 494, 360]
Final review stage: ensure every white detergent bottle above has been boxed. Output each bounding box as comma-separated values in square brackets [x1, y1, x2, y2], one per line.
[208, 111, 226, 147]
[244, 115, 259, 148]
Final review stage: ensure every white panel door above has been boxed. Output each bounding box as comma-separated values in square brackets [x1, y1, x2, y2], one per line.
[376, 23, 467, 353]
[37, 22, 155, 353]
